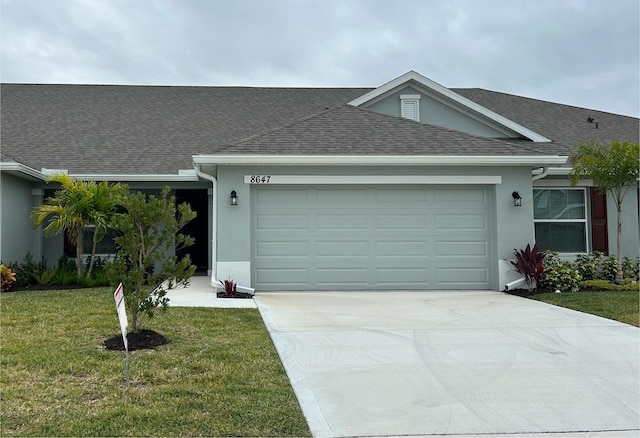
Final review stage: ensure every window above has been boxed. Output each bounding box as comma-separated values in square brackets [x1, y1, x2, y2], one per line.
[533, 189, 587, 253]
[400, 94, 420, 121]
[65, 226, 119, 257]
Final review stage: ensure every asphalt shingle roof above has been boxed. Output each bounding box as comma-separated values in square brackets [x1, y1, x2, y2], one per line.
[1, 84, 368, 174]
[216, 104, 547, 156]
[1, 83, 637, 175]
[454, 88, 640, 156]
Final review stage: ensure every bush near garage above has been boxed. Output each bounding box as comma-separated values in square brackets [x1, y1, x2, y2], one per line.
[539, 251, 582, 293]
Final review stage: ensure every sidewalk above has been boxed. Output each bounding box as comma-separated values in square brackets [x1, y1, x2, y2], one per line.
[165, 275, 256, 308]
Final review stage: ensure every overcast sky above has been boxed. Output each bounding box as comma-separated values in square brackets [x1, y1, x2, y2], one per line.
[1, 0, 638, 116]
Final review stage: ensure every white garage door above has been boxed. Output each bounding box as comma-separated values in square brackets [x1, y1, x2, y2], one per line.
[251, 185, 493, 290]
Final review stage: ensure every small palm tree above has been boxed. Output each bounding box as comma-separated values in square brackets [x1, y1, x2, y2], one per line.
[31, 174, 121, 278]
[569, 141, 640, 284]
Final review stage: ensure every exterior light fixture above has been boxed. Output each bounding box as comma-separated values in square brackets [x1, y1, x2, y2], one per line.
[230, 190, 238, 206]
[512, 191, 522, 207]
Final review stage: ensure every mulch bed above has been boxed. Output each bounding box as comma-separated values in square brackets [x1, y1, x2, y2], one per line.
[216, 291, 254, 299]
[3, 283, 89, 292]
[504, 288, 553, 297]
[104, 329, 170, 351]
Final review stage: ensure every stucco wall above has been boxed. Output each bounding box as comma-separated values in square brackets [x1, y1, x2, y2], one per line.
[366, 85, 508, 138]
[0, 173, 42, 263]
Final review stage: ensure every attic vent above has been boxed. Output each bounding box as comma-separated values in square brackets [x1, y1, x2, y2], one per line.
[400, 94, 421, 121]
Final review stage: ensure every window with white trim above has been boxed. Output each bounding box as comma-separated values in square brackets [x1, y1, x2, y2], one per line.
[400, 94, 421, 121]
[533, 188, 587, 253]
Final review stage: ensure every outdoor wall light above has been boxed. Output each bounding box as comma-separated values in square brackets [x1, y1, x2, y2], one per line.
[230, 190, 238, 206]
[512, 191, 522, 207]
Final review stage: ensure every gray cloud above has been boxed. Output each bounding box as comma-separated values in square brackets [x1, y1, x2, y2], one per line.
[1, 0, 638, 116]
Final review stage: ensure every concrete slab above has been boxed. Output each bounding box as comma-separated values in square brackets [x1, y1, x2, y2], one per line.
[165, 275, 256, 308]
[255, 291, 640, 438]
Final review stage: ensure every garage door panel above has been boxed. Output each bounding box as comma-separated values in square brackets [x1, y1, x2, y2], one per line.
[436, 267, 489, 286]
[435, 240, 488, 257]
[316, 241, 368, 256]
[434, 213, 488, 231]
[376, 268, 431, 286]
[256, 268, 309, 286]
[252, 185, 493, 290]
[375, 241, 429, 256]
[256, 214, 308, 230]
[434, 187, 488, 203]
[316, 214, 368, 230]
[376, 214, 429, 230]
[316, 268, 369, 285]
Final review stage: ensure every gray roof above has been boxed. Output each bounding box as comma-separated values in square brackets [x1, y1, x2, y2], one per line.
[216, 104, 546, 156]
[454, 88, 640, 156]
[1, 84, 367, 174]
[1, 82, 637, 175]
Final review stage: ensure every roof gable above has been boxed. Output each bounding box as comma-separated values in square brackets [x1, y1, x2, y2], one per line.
[348, 70, 551, 143]
[198, 104, 565, 167]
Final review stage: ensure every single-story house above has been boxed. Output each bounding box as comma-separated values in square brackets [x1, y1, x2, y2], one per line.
[1, 71, 638, 291]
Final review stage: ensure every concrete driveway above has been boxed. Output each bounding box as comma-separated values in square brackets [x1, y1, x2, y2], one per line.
[254, 291, 639, 438]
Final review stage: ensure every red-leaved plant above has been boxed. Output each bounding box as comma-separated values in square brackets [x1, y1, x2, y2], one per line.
[219, 279, 237, 297]
[510, 243, 545, 292]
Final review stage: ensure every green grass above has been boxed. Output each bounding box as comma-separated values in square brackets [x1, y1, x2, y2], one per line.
[0, 288, 310, 437]
[530, 290, 639, 327]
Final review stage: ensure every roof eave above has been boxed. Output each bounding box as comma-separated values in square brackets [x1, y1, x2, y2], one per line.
[0, 162, 47, 181]
[193, 154, 568, 166]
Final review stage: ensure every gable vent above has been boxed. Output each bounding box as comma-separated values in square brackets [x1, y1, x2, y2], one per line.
[400, 94, 421, 121]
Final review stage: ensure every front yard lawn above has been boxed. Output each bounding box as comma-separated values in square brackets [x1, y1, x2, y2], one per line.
[0, 288, 310, 437]
[530, 290, 639, 327]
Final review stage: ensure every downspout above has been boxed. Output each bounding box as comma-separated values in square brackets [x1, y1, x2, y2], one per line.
[193, 163, 255, 295]
[193, 163, 218, 288]
[532, 167, 549, 181]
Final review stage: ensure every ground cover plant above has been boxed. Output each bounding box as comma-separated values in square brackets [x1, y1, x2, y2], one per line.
[530, 290, 639, 327]
[0, 288, 310, 437]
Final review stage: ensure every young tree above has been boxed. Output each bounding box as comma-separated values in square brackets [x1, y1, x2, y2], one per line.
[109, 186, 196, 332]
[569, 141, 640, 283]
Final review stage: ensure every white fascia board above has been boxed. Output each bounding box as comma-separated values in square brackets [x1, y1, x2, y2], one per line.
[348, 70, 552, 143]
[193, 154, 568, 166]
[68, 173, 200, 182]
[0, 162, 47, 181]
[244, 175, 502, 185]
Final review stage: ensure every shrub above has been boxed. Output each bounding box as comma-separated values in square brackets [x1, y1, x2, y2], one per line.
[219, 279, 237, 297]
[9, 252, 43, 287]
[33, 269, 55, 286]
[1, 264, 17, 291]
[51, 267, 78, 286]
[599, 255, 618, 281]
[510, 244, 545, 292]
[575, 253, 599, 281]
[622, 256, 640, 281]
[540, 251, 581, 293]
[580, 279, 639, 292]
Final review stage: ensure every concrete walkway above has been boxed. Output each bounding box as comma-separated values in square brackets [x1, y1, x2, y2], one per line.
[254, 291, 640, 438]
[166, 275, 256, 308]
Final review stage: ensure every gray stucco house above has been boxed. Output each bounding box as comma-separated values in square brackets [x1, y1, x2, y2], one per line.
[1, 71, 638, 291]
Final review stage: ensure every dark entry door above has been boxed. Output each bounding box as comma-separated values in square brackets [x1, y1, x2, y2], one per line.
[176, 189, 209, 271]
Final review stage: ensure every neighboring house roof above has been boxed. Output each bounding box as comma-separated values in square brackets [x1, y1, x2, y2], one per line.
[454, 88, 640, 156]
[0, 84, 368, 175]
[1, 78, 637, 177]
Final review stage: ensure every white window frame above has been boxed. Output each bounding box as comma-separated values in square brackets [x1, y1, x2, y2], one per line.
[533, 187, 589, 255]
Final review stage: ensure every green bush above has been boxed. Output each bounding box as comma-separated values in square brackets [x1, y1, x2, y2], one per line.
[579, 279, 639, 291]
[575, 253, 598, 281]
[622, 256, 640, 281]
[540, 251, 582, 293]
[599, 255, 618, 281]
[8, 252, 43, 287]
[33, 269, 55, 286]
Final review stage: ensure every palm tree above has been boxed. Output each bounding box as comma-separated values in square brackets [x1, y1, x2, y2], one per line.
[569, 141, 640, 283]
[31, 174, 121, 278]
